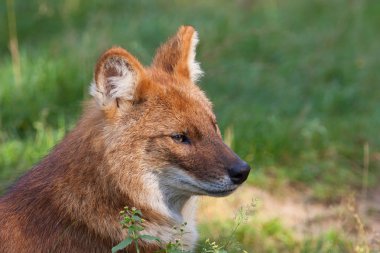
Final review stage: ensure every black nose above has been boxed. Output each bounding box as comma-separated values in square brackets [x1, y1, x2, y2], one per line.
[228, 161, 251, 185]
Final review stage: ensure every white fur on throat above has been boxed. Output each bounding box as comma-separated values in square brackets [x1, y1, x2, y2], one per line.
[142, 171, 198, 222]
[141, 171, 198, 251]
[139, 165, 236, 251]
[188, 32, 204, 83]
[89, 59, 137, 107]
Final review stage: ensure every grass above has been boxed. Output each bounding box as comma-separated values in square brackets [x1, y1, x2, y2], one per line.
[198, 218, 352, 253]
[1, 0, 379, 251]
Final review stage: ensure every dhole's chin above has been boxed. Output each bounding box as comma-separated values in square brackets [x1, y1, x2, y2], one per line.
[203, 187, 237, 197]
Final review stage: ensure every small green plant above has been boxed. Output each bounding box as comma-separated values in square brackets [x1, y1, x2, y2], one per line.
[200, 200, 255, 253]
[154, 222, 192, 253]
[112, 204, 253, 253]
[159, 222, 191, 253]
[225, 200, 255, 250]
[112, 206, 160, 253]
[112, 206, 191, 253]
[201, 239, 228, 253]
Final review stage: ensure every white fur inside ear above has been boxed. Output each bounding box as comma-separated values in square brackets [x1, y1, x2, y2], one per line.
[188, 32, 204, 83]
[89, 58, 137, 107]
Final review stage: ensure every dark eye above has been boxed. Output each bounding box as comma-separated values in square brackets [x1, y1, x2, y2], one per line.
[171, 133, 191, 144]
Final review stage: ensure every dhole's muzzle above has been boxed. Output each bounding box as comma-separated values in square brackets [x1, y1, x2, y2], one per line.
[157, 134, 251, 197]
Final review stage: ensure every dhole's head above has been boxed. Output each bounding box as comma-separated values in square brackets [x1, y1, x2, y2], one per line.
[90, 26, 250, 199]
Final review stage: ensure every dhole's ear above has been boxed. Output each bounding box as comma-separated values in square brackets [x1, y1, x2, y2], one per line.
[152, 26, 203, 83]
[90, 47, 145, 108]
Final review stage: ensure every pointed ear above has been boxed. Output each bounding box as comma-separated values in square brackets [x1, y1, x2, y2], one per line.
[90, 47, 145, 108]
[152, 26, 203, 83]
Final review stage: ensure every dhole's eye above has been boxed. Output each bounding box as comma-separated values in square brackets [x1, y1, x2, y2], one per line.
[171, 133, 190, 144]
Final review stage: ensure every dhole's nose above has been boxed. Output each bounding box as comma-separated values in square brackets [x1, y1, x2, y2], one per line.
[228, 161, 251, 185]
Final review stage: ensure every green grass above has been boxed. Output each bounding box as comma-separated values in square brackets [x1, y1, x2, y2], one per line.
[1, 0, 379, 251]
[198, 218, 352, 253]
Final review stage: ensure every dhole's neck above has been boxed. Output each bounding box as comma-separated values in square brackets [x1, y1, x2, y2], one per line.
[35, 107, 128, 240]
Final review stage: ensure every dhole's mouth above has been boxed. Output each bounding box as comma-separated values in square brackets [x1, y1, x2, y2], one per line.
[157, 168, 240, 197]
[178, 179, 238, 197]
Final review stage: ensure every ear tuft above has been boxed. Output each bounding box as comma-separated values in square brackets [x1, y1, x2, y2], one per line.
[90, 47, 144, 107]
[188, 31, 203, 82]
[152, 26, 203, 83]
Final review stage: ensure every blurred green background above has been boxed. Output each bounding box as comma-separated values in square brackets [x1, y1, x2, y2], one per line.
[1, 0, 379, 252]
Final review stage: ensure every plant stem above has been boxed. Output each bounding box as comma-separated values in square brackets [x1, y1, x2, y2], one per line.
[6, 0, 22, 86]
[135, 239, 140, 253]
[223, 209, 244, 250]
[361, 142, 369, 199]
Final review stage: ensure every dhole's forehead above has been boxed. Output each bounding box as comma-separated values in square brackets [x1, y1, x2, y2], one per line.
[138, 86, 215, 137]
[146, 71, 214, 116]
[154, 84, 214, 120]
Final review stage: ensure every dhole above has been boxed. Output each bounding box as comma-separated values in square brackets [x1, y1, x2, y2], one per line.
[0, 26, 251, 252]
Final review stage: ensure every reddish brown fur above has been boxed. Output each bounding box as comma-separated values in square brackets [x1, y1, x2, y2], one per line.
[0, 26, 249, 253]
